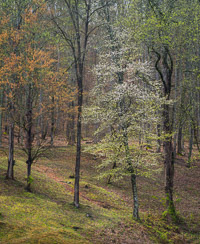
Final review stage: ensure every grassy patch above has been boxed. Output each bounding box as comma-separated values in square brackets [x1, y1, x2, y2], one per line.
[0, 146, 200, 243]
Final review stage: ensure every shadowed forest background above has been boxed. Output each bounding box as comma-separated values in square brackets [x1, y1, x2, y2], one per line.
[0, 0, 200, 243]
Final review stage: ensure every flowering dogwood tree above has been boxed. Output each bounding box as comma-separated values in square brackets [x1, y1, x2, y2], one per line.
[84, 29, 163, 219]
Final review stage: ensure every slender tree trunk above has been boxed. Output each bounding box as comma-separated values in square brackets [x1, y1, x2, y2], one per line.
[156, 123, 161, 153]
[26, 84, 33, 192]
[66, 101, 75, 145]
[107, 126, 118, 184]
[4, 111, 8, 134]
[71, 109, 76, 144]
[163, 104, 175, 215]
[74, 77, 83, 208]
[0, 89, 3, 147]
[177, 124, 183, 154]
[42, 121, 48, 140]
[26, 160, 32, 192]
[122, 125, 139, 219]
[107, 162, 116, 184]
[131, 173, 139, 219]
[192, 119, 200, 151]
[51, 96, 55, 146]
[66, 121, 71, 144]
[188, 122, 194, 168]
[172, 64, 178, 158]
[39, 90, 45, 140]
[18, 115, 22, 144]
[6, 121, 15, 179]
[73, 0, 90, 207]
[54, 0, 94, 208]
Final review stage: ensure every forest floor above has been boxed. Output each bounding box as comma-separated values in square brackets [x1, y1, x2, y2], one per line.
[0, 140, 200, 243]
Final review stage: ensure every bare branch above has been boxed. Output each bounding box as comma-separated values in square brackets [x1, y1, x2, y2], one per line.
[152, 47, 167, 93]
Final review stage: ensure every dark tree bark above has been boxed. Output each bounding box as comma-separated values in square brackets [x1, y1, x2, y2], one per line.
[188, 121, 194, 168]
[0, 89, 3, 147]
[163, 103, 175, 214]
[4, 98, 8, 135]
[107, 162, 116, 184]
[25, 84, 33, 192]
[177, 124, 183, 155]
[172, 65, 178, 158]
[51, 96, 55, 146]
[122, 125, 139, 219]
[51, 0, 107, 208]
[74, 77, 83, 207]
[192, 118, 200, 152]
[66, 101, 75, 145]
[6, 120, 15, 180]
[154, 46, 176, 217]
[156, 123, 161, 153]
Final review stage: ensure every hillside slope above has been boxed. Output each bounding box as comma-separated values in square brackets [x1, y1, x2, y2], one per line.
[0, 146, 200, 243]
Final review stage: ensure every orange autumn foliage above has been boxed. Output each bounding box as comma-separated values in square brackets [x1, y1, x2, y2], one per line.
[0, 1, 75, 137]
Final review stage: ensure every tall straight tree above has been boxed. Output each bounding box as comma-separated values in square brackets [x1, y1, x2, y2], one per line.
[51, 0, 110, 207]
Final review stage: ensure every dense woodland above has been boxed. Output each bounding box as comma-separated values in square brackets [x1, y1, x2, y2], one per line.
[0, 0, 200, 243]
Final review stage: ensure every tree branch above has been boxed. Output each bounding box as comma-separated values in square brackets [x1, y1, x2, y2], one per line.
[152, 48, 167, 93]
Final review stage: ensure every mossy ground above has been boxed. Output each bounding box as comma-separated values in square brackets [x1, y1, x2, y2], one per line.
[0, 144, 200, 243]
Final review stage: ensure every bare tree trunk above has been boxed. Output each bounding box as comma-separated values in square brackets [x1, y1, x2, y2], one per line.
[156, 123, 161, 153]
[131, 173, 139, 219]
[39, 90, 46, 140]
[26, 84, 33, 192]
[53, 0, 105, 208]
[172, 64, 178, 158]
[6, 121, 15, 179]
[163, 104, 175, 215]
[42, 121, 48, 140]
[177, 125, 183, 155]
[71, 108, 76, 144]
[0, 89, 3, 147]
[4, 101, 8, 135]
[17, 114, 23, 144]
[192, 118, 200, 152]
[154, 46, 176, 218]
[188, 121, 193, 168]
[107, 162, 116, 184]
[122, 125, 139, 220]
[74, 78, 83, 208]
[51, 96, 55, 146]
